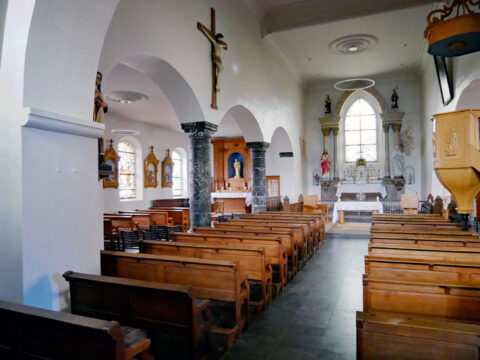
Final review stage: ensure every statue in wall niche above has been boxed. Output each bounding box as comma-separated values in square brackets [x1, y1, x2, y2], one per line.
[94, 71, 109, 170]
[94, 72, 108, 123]
[391, 88, 399, 109]
[325, 95, 332, 114]
[233, 159, 241, 179]
[320, 150, 331, 177]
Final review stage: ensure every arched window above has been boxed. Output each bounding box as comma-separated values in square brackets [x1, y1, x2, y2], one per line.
[118, 141, 136, 200]
[172, 148, 187, 197]
[344, 98, 377, 162]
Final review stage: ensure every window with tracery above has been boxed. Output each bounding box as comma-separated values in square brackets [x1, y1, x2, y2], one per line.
[118, 141, 136, 200]
[344, 98, 377, 162]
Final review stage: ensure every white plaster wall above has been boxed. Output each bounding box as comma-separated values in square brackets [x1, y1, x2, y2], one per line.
[98, 0, 305, 199]
[420, 52, 480, 198]
[266, 130, 295, 200]
[305, 72, 423, 198]
[0, 0, 34, 303]
[22, 127, 102, 311]
[103, 115, 190, 212]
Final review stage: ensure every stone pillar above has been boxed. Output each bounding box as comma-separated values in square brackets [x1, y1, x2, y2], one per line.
[181, 121, 218, 227]
[246, 142, 270, 213]
[332, 126, 339, 180]
[383, 123, 391, 178]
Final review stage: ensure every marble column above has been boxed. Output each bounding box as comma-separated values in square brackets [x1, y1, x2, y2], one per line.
[321, 127, 331, 152]
[332, 126, 339, 180]
[246, 142, 270, 213]
[383, 123, 391, 178]
[181, 121, 217, 227]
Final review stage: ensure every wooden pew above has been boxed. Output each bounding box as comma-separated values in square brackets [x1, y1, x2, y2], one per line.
[122, 210, 173, 227]
[100, 250, 249, 346]
[64, 271, 211, 360]
[111, 212, 153, 231]
[213, 221, 305, 269]
[251, 213, 322, 250]
[370, 233, 480, 248]
[139, 240, 272, 311]
[372, 214, 446, 221]
[194, 226, 297, 280]
[262, 211, 326, 245]
[240, 216, 316, 254]
[172, 232, 288, 292]
[356, 311, 480, 360]
[0, 299, 152, 360]
[368, 243, 480, 262]
[150, 207, 190, 231]
[365, 256, 480, 285]
[363, 275, 480, 321]
[370, 226, 478, 238]
[372, 220, 462, 230]
[227, 219, 310, 264]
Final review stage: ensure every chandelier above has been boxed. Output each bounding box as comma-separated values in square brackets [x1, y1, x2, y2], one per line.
[424, 0, 480, 57]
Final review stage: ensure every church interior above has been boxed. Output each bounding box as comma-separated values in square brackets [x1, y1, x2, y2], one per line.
[2, 0, 480, 359]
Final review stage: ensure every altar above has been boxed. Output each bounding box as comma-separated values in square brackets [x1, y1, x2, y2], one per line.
[332, 201, 383, 223]
[211, 192, 252, 214]
[336, 183, 387, 199]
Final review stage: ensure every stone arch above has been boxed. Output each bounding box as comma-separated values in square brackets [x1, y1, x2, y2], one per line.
[267, 126, 295, 199]
[114, 54, 205, 124]
[220, 105, 264, 142]
[334, 86, 388, 120]
[455, 78, 480, 110]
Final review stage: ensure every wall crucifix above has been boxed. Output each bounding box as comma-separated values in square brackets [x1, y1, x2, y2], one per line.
[197, 7, 228, 110]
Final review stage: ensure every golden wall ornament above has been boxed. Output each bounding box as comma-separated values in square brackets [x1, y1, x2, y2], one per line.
[144, 146, 159, 188]
[103, 139, 119, 189]
[161, 149, 173, 188]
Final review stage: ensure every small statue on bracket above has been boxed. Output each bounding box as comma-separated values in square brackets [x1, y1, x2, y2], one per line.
[320, 149, 331, 177]
[325, 95, 332, 114]
[391, 88, 399, 109]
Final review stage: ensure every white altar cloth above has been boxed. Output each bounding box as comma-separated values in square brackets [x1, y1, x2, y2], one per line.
[336, 183, 387, 198]
[332, 201, 383, 223]
[211, 192, 252, 206]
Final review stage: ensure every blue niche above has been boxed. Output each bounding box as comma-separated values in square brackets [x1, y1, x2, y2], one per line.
[228, 152, 244, 178]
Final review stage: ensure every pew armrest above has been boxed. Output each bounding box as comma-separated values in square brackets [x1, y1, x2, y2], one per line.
[196, 299, 210, 312]
[123, 337, 152, 360]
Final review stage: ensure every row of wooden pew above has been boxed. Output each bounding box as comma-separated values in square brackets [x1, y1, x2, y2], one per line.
[63, 210, 325, 359]
[357, 213, 480, 359]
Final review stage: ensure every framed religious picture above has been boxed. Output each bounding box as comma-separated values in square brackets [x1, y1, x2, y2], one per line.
[144, 146, 159, 188]
[161, 149, 173, 188]
[433, 55, 453, 106]
[103, 139, 119, 189]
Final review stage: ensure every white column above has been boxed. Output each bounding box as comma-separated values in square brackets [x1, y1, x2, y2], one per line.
[383, 123, 391, 178]
[332, 126, 339, 180]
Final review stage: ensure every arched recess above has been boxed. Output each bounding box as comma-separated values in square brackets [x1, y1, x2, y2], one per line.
[219, 105, 264, 143]
[455, 78, 480, 110]
[337, 89, 385, 179]
[267, 126, 295, 199]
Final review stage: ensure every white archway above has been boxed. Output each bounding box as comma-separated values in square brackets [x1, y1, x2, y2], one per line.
[456, 78, 480, 110]
[219, 105, 264, 142]
[267, 126, 294, 199]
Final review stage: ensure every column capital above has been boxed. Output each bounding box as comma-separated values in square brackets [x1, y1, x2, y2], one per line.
[331, 126, 339, 136]
[383, 123, 390, 132]
[181, 121, 218, 136]
[246, 141, 270, 151]
[392, 123, 402, 133]
[321, 127, 331, 137]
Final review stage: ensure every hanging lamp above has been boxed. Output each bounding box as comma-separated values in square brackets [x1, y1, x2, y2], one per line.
[424, 0, 480, 57]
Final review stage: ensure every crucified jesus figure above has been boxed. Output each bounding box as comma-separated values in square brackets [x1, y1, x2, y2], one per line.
[198, 23, 228, 93]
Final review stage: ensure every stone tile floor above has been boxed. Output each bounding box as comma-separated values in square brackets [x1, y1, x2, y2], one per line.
[222, 237, 369, 360]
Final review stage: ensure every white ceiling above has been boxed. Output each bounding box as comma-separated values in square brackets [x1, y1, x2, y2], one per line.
[274, 4, 432, 81]
[103, 63, 182, 132]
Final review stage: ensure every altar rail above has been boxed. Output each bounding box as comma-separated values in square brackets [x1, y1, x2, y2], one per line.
[266, 196, 282, 211]
[318, 201, 403, 219]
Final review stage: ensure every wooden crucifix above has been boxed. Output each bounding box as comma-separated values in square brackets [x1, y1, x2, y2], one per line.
[197, 8, 228, 110]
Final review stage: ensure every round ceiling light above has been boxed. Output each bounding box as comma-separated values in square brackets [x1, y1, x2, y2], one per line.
[328, 34, 378, 55]
[106, 91, 148, 104]
[334, 78, 375, 91]
[111, 129, 141, 136]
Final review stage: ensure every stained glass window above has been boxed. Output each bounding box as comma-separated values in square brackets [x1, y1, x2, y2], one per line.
[172, 149, 183, 197]
[344, 99, 377, 162]
[118, 141, 136, 200]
